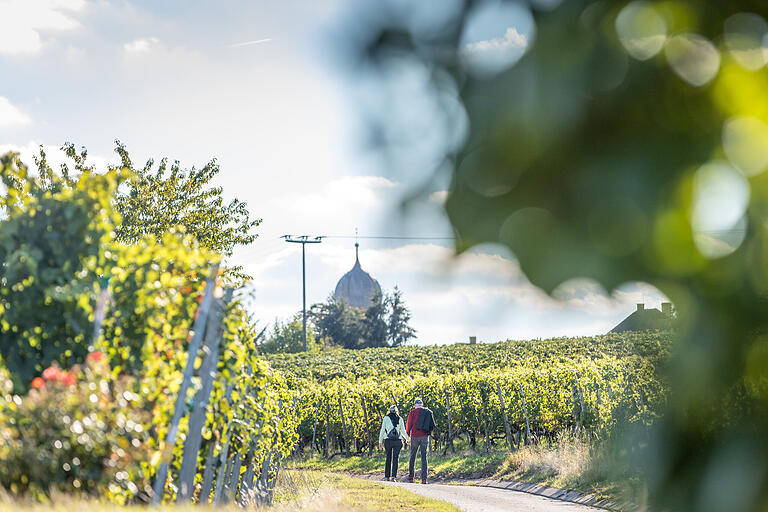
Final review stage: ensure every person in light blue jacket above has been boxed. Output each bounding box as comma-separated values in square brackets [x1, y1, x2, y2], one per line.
[378, 405, 410, 481]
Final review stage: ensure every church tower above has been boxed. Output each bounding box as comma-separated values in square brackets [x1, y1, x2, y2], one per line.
[333, 242, 381, 308]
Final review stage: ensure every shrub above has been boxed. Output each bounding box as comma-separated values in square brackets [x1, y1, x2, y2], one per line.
[0, 153, 120, 391]
[0, 352, 152, 502]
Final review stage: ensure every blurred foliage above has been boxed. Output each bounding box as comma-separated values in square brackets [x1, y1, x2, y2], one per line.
[0, 353, 152, 502]
[0, 152, 120, 390]
[351, 0, 768, 509]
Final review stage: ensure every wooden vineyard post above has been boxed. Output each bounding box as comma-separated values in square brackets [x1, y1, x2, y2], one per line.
[238, 395, 268, 506]
[291, 395, 298, 454]
[497, 384, 514, 452]
[263, 399, 285, 505]
[239, 449, 256, 506]
[151, 264, 218, 505]
[596, 388, 602, 436]
[212, 431, 232, 504]
[214, 455, 234, 505]
[91, 281, 111, 343]
[324, 398, 330, 458]
[444, 392, 454, 455]
[311, 400, 319, 458]
[199, 439, 217, 504]
[201, 383, 233, 505]
[256, 450, 272, 502]
[481, 392, 491, 453]
[571, 383, 580, 439]
[224, 452, 243, 503]
[578, 385, 588, 443]
[177, 288, 233, 501]
[520, 384, 532, 446]
[376, 407, 383, 448]
[360, 395, 372, 455]
[339, 396, 349, 456]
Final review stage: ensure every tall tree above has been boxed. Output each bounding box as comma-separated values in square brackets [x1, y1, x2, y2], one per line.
[363, 290, 389, 348]
[109, 141, 259, 257]
[310, 295, 365, 349]
[260, 314, 315, 354]
[31, 141, 260, 277]
[387, 286, 416, 347]
[311, 289, 415, 349]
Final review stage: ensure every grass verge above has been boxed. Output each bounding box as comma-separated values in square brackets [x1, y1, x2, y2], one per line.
[292, 450, 508, 480]
[0, 471, 459, 512]
[291, 440, 645, 506]
[274, 471, 460, 512]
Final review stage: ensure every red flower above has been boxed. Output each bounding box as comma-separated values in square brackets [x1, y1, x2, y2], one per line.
[86, 351, 104, 363]
[61, 371, 76, 386]
[42, 366, 61, 381]
[31, 377, 45, 389]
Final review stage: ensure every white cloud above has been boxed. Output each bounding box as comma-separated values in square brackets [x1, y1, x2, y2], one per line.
[463, 27, 527, 54]
[123, 36, 159, 54]
[285, 175, 399, 224]
[0, 97, 32, 128]
[0, 0, 86, 56]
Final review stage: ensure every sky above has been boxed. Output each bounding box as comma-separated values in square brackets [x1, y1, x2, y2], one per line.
[0, 0, 668, 345]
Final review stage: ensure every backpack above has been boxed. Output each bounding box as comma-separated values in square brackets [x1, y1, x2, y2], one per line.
[387, 416, 400, 439]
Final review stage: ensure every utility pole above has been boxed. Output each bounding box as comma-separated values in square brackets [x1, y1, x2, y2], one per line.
[282, 235, 323, 351]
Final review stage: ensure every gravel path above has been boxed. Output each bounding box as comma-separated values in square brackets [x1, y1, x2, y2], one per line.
[384, 481, 603, 512]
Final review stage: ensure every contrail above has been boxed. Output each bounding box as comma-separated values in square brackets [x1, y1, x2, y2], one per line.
[226, 38, 271, 48]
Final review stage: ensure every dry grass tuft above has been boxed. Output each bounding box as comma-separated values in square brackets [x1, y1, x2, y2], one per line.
[496, 435, 593, 484]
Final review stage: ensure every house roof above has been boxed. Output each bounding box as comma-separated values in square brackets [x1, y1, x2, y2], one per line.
[610, 305, 672, 333]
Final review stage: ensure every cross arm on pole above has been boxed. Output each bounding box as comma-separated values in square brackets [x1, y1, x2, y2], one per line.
[282, 235, 323, 351]
[282, 235, 323, 244]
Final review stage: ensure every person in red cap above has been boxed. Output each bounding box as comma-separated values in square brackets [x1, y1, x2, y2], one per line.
[405, 398, 435, 483]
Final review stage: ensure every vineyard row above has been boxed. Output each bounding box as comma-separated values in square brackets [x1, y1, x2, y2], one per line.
[285, 358, 664, 456]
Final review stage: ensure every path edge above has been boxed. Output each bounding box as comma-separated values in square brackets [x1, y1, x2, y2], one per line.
[352, 473, 629, 511]
[470, 478, 623, 511]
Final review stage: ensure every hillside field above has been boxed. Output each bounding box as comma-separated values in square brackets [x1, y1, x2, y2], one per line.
[267, 332, 672, 456]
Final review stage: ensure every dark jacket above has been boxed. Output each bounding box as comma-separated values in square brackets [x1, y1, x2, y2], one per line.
[406, 407, 435, 437]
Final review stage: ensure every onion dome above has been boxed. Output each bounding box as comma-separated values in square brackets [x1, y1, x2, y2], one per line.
[334, 243, 381, 308]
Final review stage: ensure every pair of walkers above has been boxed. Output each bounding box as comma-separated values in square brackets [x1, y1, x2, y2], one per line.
[377, 398, 436, 483]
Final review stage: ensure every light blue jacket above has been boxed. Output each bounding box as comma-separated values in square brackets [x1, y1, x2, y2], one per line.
[379, 414, 410, 444]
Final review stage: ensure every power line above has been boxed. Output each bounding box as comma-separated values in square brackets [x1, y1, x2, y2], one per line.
[321, 235, 456, 240]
